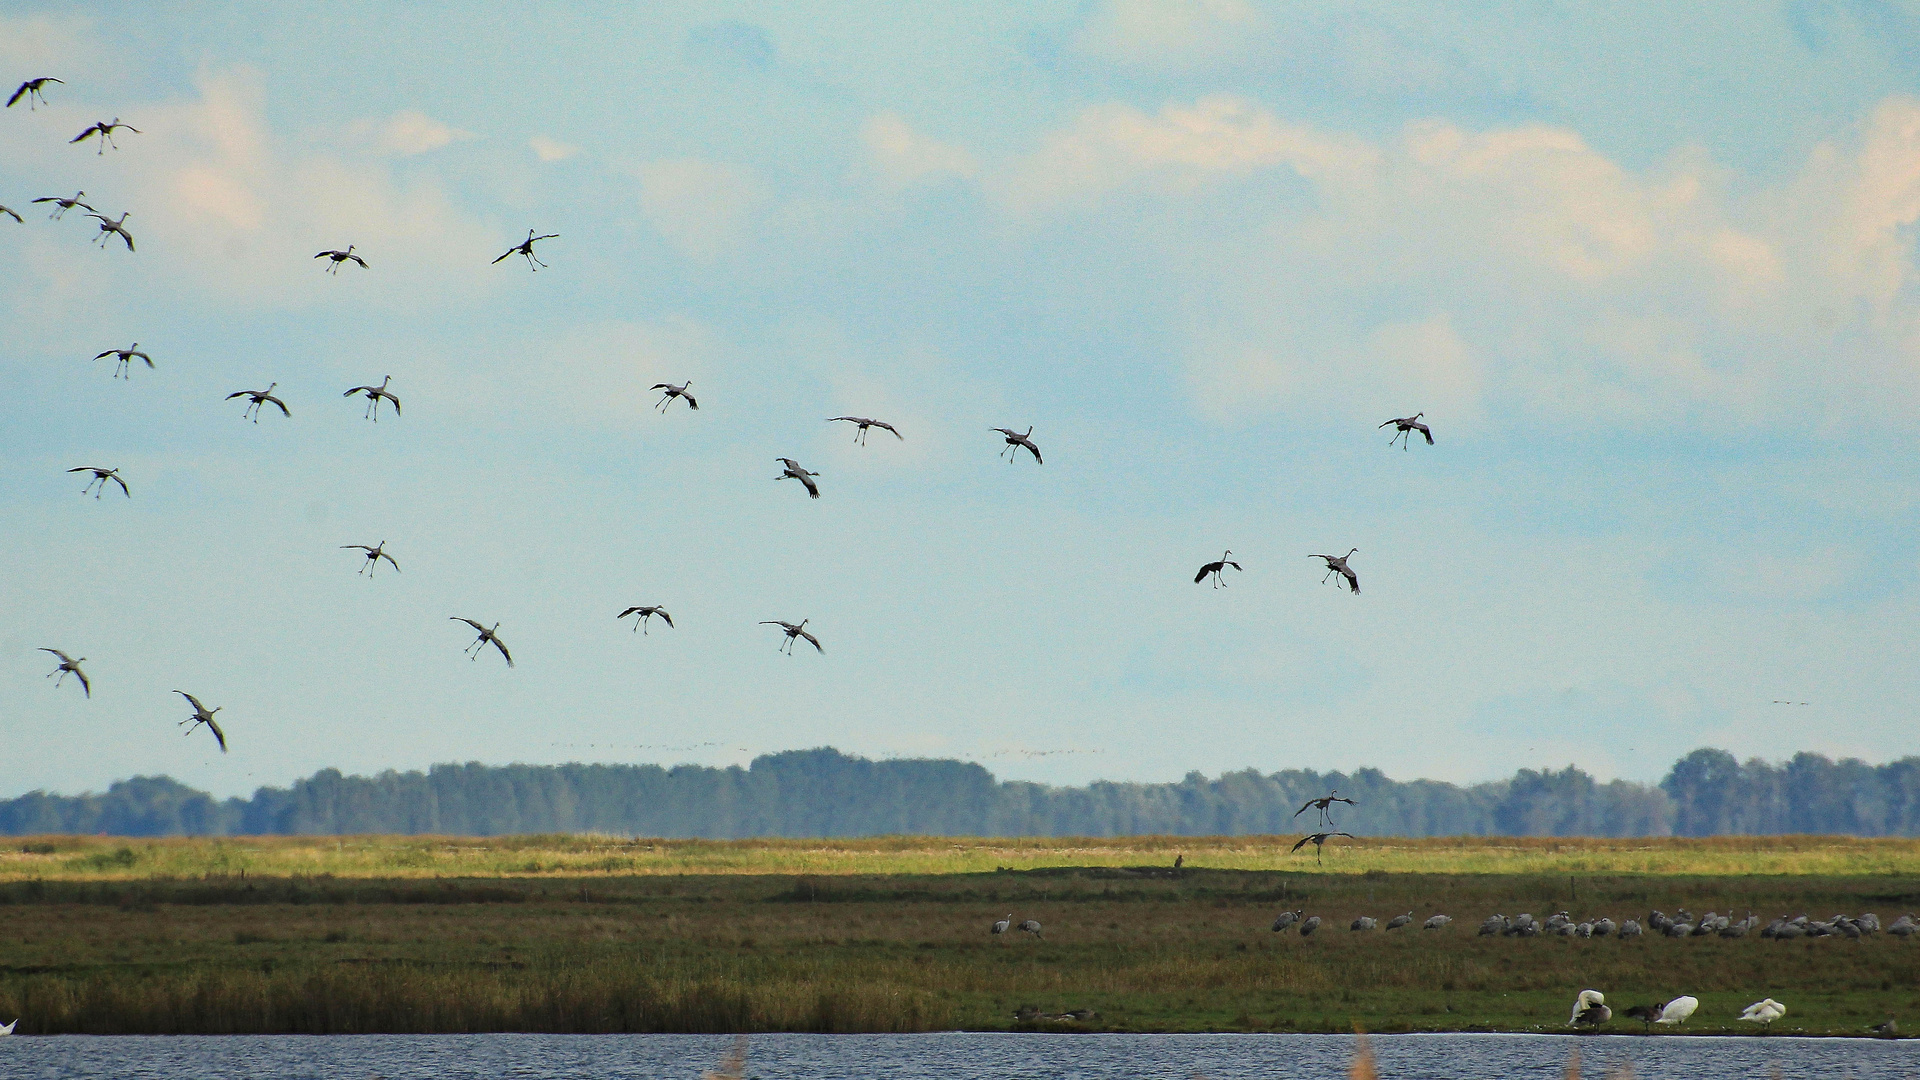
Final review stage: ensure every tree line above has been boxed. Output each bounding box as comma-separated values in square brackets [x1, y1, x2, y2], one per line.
[1, 747, 1914, 838]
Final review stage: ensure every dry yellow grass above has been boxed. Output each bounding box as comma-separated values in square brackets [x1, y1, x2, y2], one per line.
[4, 833, 1917, 881]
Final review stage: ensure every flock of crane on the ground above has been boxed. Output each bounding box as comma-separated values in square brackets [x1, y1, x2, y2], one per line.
[12, 74, 1438, 757]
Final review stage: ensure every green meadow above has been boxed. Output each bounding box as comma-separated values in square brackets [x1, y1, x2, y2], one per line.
[0, 835, 1915, 1035]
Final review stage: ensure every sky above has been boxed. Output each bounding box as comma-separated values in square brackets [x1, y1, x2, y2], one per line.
[4, 1, 1920, 800]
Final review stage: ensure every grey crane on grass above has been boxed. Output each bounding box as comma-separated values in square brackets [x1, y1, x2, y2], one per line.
[33, 191, 91, 219]
[760, 619, 822, 655]
[493, 229, 557, 270]
[8, 77, 62, 110]
[1422, 914, 1452, 929]
[1350, 916, 1377, 931]
[341, 542, 399, 576]
[1295, 790, 1355, 828]
[86, 210, 132, 250]
[1270, 909, 1304, 932]
[828, 416, 901, 445]
[1290, 831, 1352, 866]
[1194, 550, 1241, 588]
[1380, 413, 1433, 450]
[1313, 549, 1359, 594]
[451, 618, 513, 667]
[1298, 916, 1321, 936]
[991, 914, 1012, 935]
[993, 426, 1042, 464]
[617, 605, 673, 634]
[227, 382, 289, 422]
[1385, 911, 1414, 930]
[71, 118, 139, 153]
[94, 343, 151, 378]
[0, 205, 19, 224]
[652, 381, 697, 411]
[344, 375, 400, 420]
[69, 466, 128, 498]
[315, 245, 367, 273]
[174, 691, 226, 752]
[776, 458, 820, 499]
[40, 648, 89, 698]
[1019, 919, 1043, 938]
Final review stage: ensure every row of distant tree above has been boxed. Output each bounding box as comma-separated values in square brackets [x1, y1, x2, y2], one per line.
[0, 747, 1914, 838]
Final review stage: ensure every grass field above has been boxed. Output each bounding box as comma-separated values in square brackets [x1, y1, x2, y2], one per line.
[6, 833, 1920, 881]
[0, 835, 1916, 1037]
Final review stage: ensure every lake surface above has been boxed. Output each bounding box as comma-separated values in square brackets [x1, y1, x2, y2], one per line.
[2, 1031, 1915, 1080]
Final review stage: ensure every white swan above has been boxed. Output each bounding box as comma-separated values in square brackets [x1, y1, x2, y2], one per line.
[1569, 989, 1611, 1027]
[1655, 996, 1699, 1025]
[1740, 998, 1786, 1028]
[0, 1018, 15, 1035]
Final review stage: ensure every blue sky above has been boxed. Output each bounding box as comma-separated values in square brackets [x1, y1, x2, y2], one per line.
[4, 1, 1920, 800]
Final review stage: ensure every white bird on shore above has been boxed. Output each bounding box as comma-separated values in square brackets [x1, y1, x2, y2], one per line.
[1569, 989, 1610, 1027]
[1655, 996, 1698, 1026]
[1740, 998, 1786, 1030]
[0, 1017, 13, 1035]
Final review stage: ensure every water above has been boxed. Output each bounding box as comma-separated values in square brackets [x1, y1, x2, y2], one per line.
[3, 1032, 1916, 1080]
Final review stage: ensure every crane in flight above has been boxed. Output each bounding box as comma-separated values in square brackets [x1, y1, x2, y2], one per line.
[32, 191, 92, 219]
[1290, 831, 1353, 866]
[993, 426, 1042, 464]
[174, 691, 227, 752]
[652, 381, 697, 411]
[1194, 550, 1241, 588]
[1295, 790, 1355, 828]
[618, 606, 673, 634]
[451, 618, 513, 667]
[776, 458, 820, 499]
[493, 229, 558, 270]
[343, 375, 401, 420]
[86, 210, 133, 250]
[40, 649, 90, 698]
[315, 245, 368, 273]
[341, 541, 399, 576]
[1313, 549, 1359, 594]
[760, 619, 822, 655]
[226, 383, 289, 422]
[94, 344, 152, 378]
[69, 466, 128, 499]
[1380, 413, 1433, 450]
[0, 205, 19, 224]
[7, 77, 62, 110]
[71, 118, 140, 154]
[828, 416, 902, 445]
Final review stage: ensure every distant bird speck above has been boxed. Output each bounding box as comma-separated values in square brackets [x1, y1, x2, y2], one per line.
[652, 381, 697, 411]
[760, 619, 822, 655]
[71, 118, 139, 154]
[8, 77, 62, 110]
[618, 606, 673, 634]
[992, 426, 1042, 464]
[493, 229, 557, 270]
[226, 382, 289, 422]
[776, 458, 820, 499]
[68, 466, 128, 499]
[174, 691, 227, 752]
[315, 245, 368, 273]
[1380, 413, 1433, 450]
[341, 542, 399, 576]
[0, 205, 19, 224]
[40, 649, 90, 698]
[451, 618, 513, 667]
[343, 375, 400, 421]
[828, 416, 902, 445]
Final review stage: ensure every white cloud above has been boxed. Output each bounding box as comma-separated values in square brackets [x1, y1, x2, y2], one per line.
[860, 113, 977, 191]
[529, 135, 579, 162]
[634, 158, 764, 261]
[1068, 0, 1266, 72]
[371, 109, 476, 155]
[1006, 93, 1920, 431]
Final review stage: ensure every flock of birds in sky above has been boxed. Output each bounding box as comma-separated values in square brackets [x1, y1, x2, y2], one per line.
[8, 73, 1441, 761]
